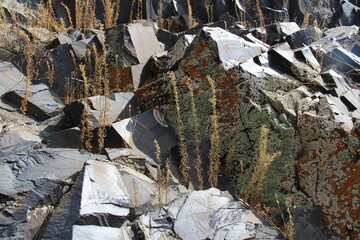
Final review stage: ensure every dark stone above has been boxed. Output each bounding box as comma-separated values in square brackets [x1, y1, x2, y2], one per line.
[4, 83, 64, 121]
[39, 170, 84, 240]
[323, 47, 360, 83]
[329, 0, 360, 27]
[286, 26, 322, 49]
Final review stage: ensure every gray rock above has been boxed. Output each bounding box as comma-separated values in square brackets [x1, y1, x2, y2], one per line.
[0, 61, 25, 97]
[0, 148, 104, 239]
[4, 83, 64, 120]
[43, 127, 81, 148]
[65, 93, 138, 129]
[287, 26, 322, 49]
[77, 160, 130, 227]
[201, 27, 267, 70]
[329, 0, 360, 27]
[321, 69, 351, 97]
[293, 208, 329, 240]
[137, 188, 283, 240]
[72, 225, 129, 240]
[323, 46, 360, 83]
[39, 169, 84, 239]
[267, 22, 301, 45]
[111, 109, 178, 164]
[294, 46, 321, 70]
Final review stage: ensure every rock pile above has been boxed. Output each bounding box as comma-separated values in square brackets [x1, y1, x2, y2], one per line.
[0, 0, 359, 239]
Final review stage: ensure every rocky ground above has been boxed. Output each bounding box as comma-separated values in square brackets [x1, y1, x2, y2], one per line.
[0, 0, 359, 239]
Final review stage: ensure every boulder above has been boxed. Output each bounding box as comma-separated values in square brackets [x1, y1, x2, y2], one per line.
[4, 83, 64, 120]
[0, 148, 105, 239]
[329, 0, 360, 27]
[112, 109, 178, 164]
[137, 188, 283, 240]
[76, 160, 131, 227]
[106, 21, 164, 90]
[64, 93, 138, 129]
[0, 61, 25, 97]
[267, 22, 301, 45]
[286, 26, 322, 49]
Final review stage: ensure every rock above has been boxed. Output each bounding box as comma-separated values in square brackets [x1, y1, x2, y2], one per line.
[46, 43, 76, 97]
[321, 69, 351, 97]
[43, 127, 81, 148]
[268, 42, 323, 87]
[64, 93, 138, 129]
[267, 22, 301, 45]
[4, 83, 64, 120]
[39, 169, 85, 239]
[0, 148, 105, 239]
[294, 46, 321, 70]
[137, 188, 283, 240]
[323, 46, 360, 83]
[72, 225, 130, 240]
[112, 109, 178, 164]
[77, 160, 131, 227]
[329, 0, 360, 27]
[293, 208, 329, 240]
[0, 61, 25, 97]
[106, 22, 164, 90]
[286, 26, 322, 49]
[0, 48, 16, 61]
[201, 27, 267, 70]
[0, 123, 41, 155]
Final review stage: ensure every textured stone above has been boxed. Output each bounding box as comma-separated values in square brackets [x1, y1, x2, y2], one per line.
[0, 61, 25, 97]
[5, 83, 64, 120]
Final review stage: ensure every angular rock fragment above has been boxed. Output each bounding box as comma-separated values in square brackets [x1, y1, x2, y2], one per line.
[323, 46, 360, 83]
[106, 22, 164, 90]
[0, 148, 104, 239]
[77, 160, 131, 227]
[112, 109, 177, 163]
[4, 83, 64, 120]
[287, 25, 322, 49]
[43, 127, 81, 148]
[329, 0, 360, 27]
[137, 188, 283, 240]
[267, 22, 300, 45]
[65, 93, 138, 128]
[0, 61, 25, 97]
[72, 225, 129, 240]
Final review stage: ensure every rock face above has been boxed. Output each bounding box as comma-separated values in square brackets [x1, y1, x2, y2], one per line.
[137, 188, 283, 240]
[0, 0, 359, 239]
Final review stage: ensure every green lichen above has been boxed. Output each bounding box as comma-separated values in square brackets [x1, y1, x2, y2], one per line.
[338, 148, 351, 163]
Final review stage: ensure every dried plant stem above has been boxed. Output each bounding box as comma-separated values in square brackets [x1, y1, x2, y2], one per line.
[245, 125, 281, 201]
[19, 31, 35, 120]
[207, 76, 220, 188]
[79, 64, 94, 151]
[255, 0, 266, 42]
[137, 0, 142, 20]
[187, 81, 204, 190]
[301, 12, 310, 28]
[158, 0, 163, 28]
[187, 0, 193, 28]
[168, 71, 190, 185]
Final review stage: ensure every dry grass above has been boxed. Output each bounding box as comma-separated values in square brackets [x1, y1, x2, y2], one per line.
[205, 3, 213, 23]
[187, 0, 193, 28]
[103, 0, 120, 28]
[301, 12, 310, 28]
[18, 30, 35, 120]
[154, 140, 171, 204]
[187, 80, 204, 190]
[255, 0, 266, 42]
[207, 76, 220, 188]
[79, 63, 94, 151]
[168, 71, 190, 185]
[245, 125, 281, 202]
[158, 0, 163, 28]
